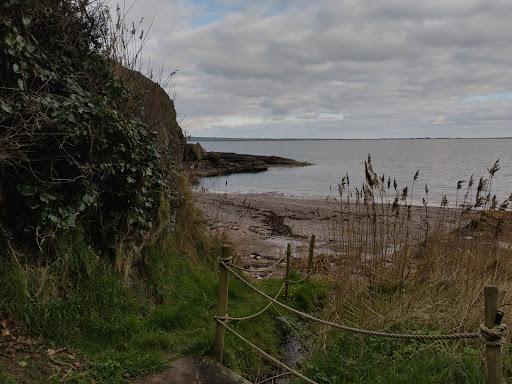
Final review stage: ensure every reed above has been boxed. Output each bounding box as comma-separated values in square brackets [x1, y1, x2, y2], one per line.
[314, 157, 512, 339]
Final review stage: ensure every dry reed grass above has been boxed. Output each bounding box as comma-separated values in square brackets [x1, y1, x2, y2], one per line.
[291, 156, 512, 340]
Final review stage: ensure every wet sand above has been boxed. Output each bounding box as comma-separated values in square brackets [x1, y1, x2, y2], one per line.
[194, 191, 465, 278]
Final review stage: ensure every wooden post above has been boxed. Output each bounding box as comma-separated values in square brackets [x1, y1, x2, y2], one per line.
[484, 285, 503, 384]
[215, 245, 232, 363]
[307, 234, 316, 281]
[284, 243, 291, 299]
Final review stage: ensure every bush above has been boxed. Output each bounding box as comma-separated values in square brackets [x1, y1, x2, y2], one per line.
[0, 0, 176, 258]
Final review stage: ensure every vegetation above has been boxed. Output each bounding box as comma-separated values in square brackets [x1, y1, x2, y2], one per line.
[281, 156, 512, 382]
[0, 183, 328, 383]
[308, 156, 512, 331]
[0, 1, 298, 383]
[1, 1, 511, 383]
[303, 333, 483, 384]
[0, 0, 175, 261]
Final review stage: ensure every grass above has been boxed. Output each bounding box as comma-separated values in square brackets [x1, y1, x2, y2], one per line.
[293, 282, 492, 383]
[302, 333, 484, 384]
[0, 227, 328, 383]
[277, 157, 512, 383]
[287, 156, 512, 332]
[0, 175, 312, 383]
[2, 157, 511, 383]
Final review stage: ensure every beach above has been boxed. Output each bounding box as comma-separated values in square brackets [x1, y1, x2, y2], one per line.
[194, 191, 467, 278]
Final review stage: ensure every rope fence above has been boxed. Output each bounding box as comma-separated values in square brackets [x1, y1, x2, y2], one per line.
[229, 256, 285, 274]
[217, 319, 318, 384]
[214, 241, 508, 384]
[216, 282, 286, 322]
[288, 271, 312, 285]
[222, 259, 486, 341]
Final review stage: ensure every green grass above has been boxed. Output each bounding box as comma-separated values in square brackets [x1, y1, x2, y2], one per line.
[290, 280, 491, 384]
[0, 232, 328, 383]
[2, 231, 502, 384]
[2, 231, 499, 384]
[301, 333, 484, 384]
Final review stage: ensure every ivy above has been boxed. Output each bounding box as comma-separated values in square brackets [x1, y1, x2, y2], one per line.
[0, 0, 175, 256]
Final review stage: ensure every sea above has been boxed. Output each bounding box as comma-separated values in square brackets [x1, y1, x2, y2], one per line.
[193, 138, 512, 207]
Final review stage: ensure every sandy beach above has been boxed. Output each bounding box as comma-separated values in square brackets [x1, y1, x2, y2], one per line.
[194, 191, 466, 278]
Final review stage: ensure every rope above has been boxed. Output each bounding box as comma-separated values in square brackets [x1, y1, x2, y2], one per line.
[255, 371, 291, 384]
[288, 271, 312, 285]
[216, 319, 318, 384]
[479, 323, 508, 347]
[222, 260, 481, 341]
[219, 256, 233, 263]
[230, 257, 285, 273]
[217, 282, 286, 321]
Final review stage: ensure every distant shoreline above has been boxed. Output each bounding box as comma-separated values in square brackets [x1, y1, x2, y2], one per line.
[190, 136, 512, 142]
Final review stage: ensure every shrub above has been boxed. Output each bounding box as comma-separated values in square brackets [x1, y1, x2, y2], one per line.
[0, 0, 177, 259]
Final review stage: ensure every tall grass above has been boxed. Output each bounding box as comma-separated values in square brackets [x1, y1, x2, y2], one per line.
[252, 157, 509, 383]
[306, 156, 512, 327]
[292, 156, 512, 382]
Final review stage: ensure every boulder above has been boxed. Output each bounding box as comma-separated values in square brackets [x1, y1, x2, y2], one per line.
[138, 357, 251, 384]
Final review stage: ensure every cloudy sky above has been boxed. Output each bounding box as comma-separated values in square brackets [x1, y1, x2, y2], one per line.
[114, 0, 512, 138]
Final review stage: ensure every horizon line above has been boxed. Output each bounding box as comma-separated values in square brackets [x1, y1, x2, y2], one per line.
[190, 136, 512, 141]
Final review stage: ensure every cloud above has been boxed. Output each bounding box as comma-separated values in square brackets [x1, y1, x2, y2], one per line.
[463, 92, 512, 103]
[112, 0, 512, 138]
[433, 115, 447, 125]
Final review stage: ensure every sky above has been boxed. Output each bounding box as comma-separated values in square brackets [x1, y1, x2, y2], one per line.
[110, 0, 512, 138]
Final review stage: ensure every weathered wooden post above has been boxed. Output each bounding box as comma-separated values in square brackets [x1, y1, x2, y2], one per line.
[307, 234, 316, 281]
[284, 243, 291, 299]
[215, 244, 232, 363]
[484, 285, 503, 384]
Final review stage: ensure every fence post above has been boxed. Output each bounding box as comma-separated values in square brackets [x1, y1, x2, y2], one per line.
[215, 244, 232, 363]
[307, 234, 316, 281]
[284, 243, 291, 299]
[484, 285, 503, 384]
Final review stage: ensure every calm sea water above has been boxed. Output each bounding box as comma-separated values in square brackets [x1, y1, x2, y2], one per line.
[195, 139, 512, 206]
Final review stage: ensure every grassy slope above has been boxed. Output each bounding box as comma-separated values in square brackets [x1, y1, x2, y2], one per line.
[0, 188, 327, 383]
[0, 231, 501, 384]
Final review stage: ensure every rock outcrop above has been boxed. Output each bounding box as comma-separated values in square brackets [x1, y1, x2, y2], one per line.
[114, 64, 186, 166]
[112, 68, 310, 184]
[184, 143, 208, 162]
[186, 144, 311, 181]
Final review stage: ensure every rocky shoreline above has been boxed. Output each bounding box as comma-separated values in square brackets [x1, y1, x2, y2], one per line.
[184, 143, 311, 181]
